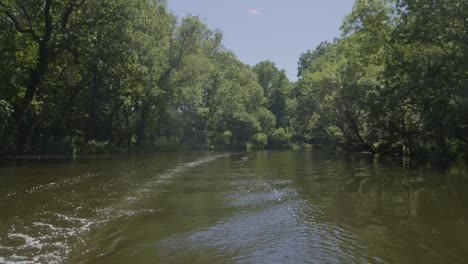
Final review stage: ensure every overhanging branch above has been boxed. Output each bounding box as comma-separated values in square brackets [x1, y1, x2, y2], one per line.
[0, 1, 41, 42]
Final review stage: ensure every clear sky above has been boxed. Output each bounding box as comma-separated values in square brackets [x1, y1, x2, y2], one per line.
[167, 0, 355, 81]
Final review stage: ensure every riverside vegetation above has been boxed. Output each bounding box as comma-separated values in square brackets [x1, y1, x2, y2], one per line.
[0, 0, 466, 158]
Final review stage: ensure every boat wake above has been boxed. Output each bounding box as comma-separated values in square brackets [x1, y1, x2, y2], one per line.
[0, 153, 228, 264]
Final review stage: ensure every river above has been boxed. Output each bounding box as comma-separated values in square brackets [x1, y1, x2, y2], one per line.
[0, 151, 467, 263]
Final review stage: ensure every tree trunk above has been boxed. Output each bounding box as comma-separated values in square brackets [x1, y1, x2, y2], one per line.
[85, 71, 100, 142]
[14, 43, 51, 154]
[12, 0, 54, 155]
[136, 102, 150, 146]
[343, 109, 376, 153]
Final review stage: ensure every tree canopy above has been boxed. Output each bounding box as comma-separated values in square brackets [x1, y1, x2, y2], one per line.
[290, 0, 467, 158]
[0, 0, 466, 159]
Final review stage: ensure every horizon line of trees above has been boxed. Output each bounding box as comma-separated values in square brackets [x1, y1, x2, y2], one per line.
[0, 0, 466, 159]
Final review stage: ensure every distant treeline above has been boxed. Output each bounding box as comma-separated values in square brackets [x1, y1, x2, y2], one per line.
[0, 0, 466, 158]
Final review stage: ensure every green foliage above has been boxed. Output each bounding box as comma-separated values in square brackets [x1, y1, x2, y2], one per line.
[0, 0, 274, 154]
[84, 140, 110, 155]
[253, 61, 290, 128]
[290, 0, 467, 158]
[0, 100, 12, 126]
[216, 130, 232, 146]
[271, 127, 292, 147]
[255, 108, 276, 136]
[251, 133, 268, 149]
[291, 143, 312, 150]
[0, 0, 465, 159]
[0, 100, 13, 152]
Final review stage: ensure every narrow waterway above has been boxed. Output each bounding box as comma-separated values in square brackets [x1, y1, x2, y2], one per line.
[0, 151, 467, 263]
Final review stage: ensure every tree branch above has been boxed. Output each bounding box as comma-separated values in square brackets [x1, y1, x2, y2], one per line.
[43, 0, 53, 43]
[0, 2, 41, 42]
[13, 0, 34, 31]
[61, 0, 77, 30]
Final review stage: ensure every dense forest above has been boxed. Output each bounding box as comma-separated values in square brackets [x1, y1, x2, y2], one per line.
[0, 0, 466, 158]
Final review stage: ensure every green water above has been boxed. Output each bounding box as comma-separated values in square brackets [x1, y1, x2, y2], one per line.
[1, 151, 468, 263]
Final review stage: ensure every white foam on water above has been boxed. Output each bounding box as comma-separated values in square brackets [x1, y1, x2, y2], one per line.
[0, 154, 229, 264]
[8, 234, 43, 250]
[54, 213, 89, 225]
[2, 172, 102, 200]
[1, 216, 95, 263]
[26, 172, 101, 194]
[110, 153, 230, 218]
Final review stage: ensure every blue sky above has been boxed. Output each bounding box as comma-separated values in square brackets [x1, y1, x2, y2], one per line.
[167, 0, 355, 81]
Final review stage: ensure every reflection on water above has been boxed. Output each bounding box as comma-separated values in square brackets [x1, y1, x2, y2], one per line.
[0, 151, 467, 263]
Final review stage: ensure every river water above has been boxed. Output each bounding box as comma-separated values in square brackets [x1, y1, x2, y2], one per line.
[0, 151, 467, 263]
